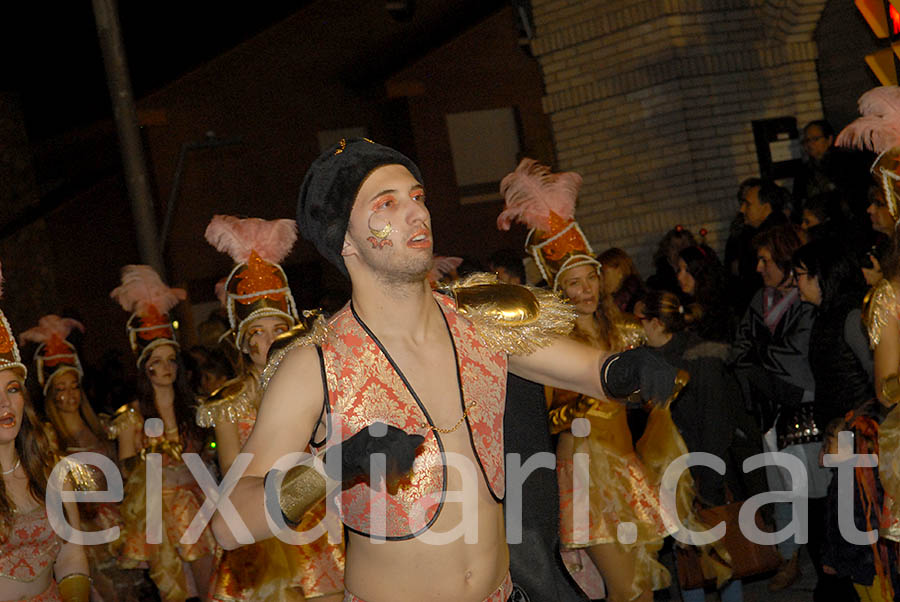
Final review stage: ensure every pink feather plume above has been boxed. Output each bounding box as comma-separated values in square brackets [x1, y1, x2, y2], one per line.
[214, 277, 228, 307]
[205, 215, 297, 264]
[19, 315, 84, 346]
[497, 159, 582, 232]
[837, 86, 900, 153]
[428, 256, 463, 283]
[110, 265, 187, 315]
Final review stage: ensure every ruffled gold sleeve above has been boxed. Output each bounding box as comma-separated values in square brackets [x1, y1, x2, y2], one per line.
[260, 311, 330, 391]
[106, 405, 141, 440]
[195, 376, 257, 428]
[864, 278, 899, 349]
[442, 272, 577, 355]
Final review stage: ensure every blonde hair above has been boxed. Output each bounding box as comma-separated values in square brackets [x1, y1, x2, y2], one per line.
[44, 372, 105, 450]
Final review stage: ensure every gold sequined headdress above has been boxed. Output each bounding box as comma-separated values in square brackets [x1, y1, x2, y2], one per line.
[19, 315, 84, 395]
[0, 262, 26, 378]
[837, 86, 900, 224]
[205, 215, 299, 350]
[497, 158, 598, 290]
[110, 265, 186, 368]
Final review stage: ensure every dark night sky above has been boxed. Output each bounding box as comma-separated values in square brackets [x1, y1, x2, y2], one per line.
[4, 2, 303, 141]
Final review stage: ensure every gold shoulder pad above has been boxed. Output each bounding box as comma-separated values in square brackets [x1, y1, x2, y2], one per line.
[106, 404, 141, 440]
[261, 310, 330, 391]
[195, 376, 256, 428]
[864, 278, 898, 350]
[443, 272, 576, 355]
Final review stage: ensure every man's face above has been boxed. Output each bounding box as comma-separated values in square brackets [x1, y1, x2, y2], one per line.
[802, 125, 833, 162]
[739, 186, 771, 228]
[343, 164, 433, 284]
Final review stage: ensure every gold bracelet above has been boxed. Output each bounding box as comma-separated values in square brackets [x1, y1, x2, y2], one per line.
[278, 464, 327, 527]
[58, 573, 91, 602]
[882, 373, 900, 406]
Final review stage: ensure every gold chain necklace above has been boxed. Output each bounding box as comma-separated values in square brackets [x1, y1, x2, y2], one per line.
[422, 401, 478, 434]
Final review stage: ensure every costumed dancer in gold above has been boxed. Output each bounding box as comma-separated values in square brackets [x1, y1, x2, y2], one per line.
[839, 86, 900, 568]
[0, 264, 91, 602]
[198, 215, 344, 601]
[497, 159, 670, 602]
[107, 266, 216, 602]
[19, 315, 136, 601]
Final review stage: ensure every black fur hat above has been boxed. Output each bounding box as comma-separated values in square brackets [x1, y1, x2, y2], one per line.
[297, 138, 423, 277]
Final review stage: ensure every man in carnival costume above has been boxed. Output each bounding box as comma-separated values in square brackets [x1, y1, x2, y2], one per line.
[212, 138, 684, 601]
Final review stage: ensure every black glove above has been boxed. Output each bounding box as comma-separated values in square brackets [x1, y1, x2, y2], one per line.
[600, 347, 688, 403]
[324, 422, 425, 490]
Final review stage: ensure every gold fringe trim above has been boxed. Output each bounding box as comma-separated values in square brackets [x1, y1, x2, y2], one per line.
[443, 272, 576, 355]
[195, 377, 257, 429]
[105, 405, 141, 441]
[864, 278, 897, 350]
[260, 313, 330, 391]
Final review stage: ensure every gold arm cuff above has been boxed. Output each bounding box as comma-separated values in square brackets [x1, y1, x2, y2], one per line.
[58, 573, 91, 602]
[280, 464, 327, 526]
[882, 373, 900, 406]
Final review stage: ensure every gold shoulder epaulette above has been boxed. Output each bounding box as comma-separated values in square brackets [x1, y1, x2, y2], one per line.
[442, 272, 576, 355]
[106, 404, 141, 440]
[195, 376, 256, 428]
[260, 310, 330, 391]
[864, 278, 898, 349]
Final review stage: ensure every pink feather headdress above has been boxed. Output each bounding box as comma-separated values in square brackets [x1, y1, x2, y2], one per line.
[110, 265, 187, 315]
[497, 158, 582, 232]
[19, 315, 84, 347]
[204, 215, 299, 348]
[205, 215, 298, 265]
[19, 315, 85, 391]
[836, 86, 900, 153]
[496, 159, 595, 291]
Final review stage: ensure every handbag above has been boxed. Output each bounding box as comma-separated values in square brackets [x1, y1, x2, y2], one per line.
[675, 500, 783, 590]
[775, 402, 821, 449]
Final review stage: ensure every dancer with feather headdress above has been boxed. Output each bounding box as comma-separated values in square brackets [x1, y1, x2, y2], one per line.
[839, 85, 900, 600]
[498, 159, 672, 602]
[108, 265, 217, 602]
[199, 215, 344, 602]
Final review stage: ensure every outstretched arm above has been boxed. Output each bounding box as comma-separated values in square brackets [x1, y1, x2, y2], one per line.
[508, 335, 607, 399]
[509, 335, 686, 404]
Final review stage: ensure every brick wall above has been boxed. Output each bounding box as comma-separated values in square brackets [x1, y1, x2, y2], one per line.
[530, 0, 827, 273]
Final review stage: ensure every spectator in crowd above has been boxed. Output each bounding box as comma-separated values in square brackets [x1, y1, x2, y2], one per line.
[793, 239, 875, 601]
[488, 248, 526, 284]
[794, 120, 872, 221]
[646, 226, 696, 296]
[598, 247, 645, 314]
[635, 290, 748, 602]
[676, 244, 737, 343]
[725, 178, 790, 312]
[730, 223, 828, 593]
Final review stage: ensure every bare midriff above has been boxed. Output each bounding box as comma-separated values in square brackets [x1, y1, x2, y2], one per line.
[343, 428, 508, 602]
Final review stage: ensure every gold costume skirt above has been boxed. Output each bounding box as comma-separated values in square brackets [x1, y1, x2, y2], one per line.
[211, 499, 345, 601]
[878, 405, 900, 541]
[556, 399, 670, 596]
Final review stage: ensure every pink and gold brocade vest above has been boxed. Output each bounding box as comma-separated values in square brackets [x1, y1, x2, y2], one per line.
[318, 292, 507, 539]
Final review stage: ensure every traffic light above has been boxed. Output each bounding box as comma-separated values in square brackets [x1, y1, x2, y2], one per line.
[857, 0, 900, 84]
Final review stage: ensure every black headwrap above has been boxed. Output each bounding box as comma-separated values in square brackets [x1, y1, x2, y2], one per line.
[297, 138, 423, 277]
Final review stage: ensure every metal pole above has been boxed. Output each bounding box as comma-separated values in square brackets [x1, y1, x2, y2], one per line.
[884, 0, 900, 85]
[91, 0, 165, 276]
